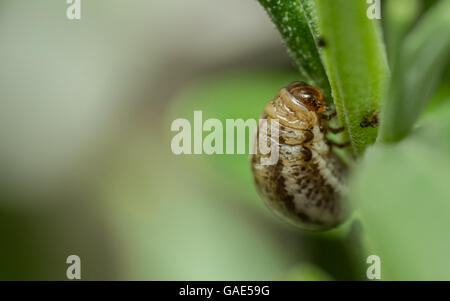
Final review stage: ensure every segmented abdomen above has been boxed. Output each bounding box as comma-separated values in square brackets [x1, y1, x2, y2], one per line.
[251, 113, 348, 230]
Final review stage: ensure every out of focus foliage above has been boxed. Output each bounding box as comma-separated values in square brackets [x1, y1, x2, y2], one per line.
[0, 0, 449, 281]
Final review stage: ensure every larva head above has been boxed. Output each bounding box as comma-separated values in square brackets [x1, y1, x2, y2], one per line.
[287, 82, 327, 113]
[264, 82, 324, 130]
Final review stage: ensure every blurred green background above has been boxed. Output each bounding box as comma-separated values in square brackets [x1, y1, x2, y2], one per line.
[1, 0, 449, 281]
[0, 0, 346, 280]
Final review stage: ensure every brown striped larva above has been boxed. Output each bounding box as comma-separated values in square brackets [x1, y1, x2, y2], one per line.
[251, 82, 349, 231]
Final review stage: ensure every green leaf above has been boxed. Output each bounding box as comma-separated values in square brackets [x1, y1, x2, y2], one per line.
[379, 0, 450, 143]
[383, 0, 421, 67]
[425, 67, 450, 113]
[283, 264, 333, 281]
[257, 0, 332, 101]
[350, 101, 450, 280]
[314, 0, 389, 156]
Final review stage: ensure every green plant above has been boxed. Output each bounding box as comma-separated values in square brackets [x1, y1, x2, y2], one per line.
[257, 0, 450, 280]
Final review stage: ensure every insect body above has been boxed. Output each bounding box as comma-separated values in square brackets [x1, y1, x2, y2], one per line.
[251, 82, 348, 231]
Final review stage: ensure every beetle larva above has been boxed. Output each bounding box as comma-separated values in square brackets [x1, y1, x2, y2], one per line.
[251, 81, 349, 231]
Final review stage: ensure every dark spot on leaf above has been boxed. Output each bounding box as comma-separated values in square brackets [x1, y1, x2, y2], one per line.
[317, 36, 327, 48]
